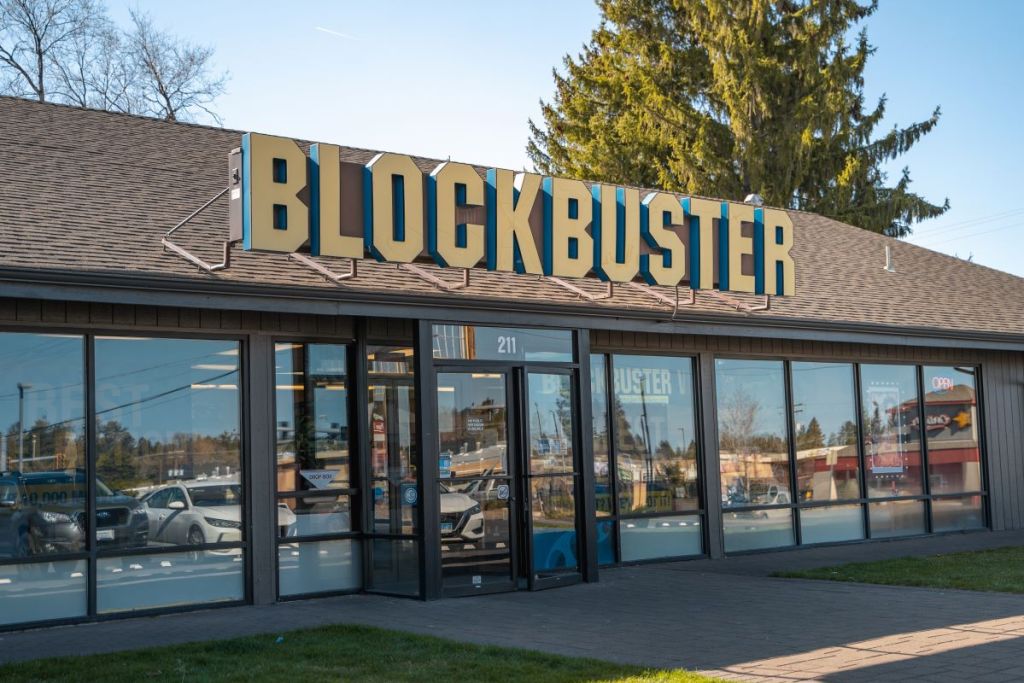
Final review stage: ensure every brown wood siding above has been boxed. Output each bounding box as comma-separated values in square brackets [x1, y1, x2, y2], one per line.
[592, 328, 1024, 532]
[0, 297, 361, 338]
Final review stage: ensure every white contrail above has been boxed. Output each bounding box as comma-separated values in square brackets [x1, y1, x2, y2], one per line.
[315, 26, 358, 40]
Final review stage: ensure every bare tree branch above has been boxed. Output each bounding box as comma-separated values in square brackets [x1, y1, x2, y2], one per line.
[48, 14, 139, 112]
[0, 1, 227, 125]
[126, 8, 227, 124]
[0, 0, 99, 101]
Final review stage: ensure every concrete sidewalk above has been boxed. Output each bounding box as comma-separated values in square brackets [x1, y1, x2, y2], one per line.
[3, 530, 1024, 682]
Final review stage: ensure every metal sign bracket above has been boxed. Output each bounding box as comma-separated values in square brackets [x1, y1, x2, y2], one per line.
[289, 252, 358, 283]
[626, 282, 695, 318]
[399, 263, 471, 292]
[161, 186, 236, 273]
[547, 277, 615, 301]
[705, 290, 771, 312]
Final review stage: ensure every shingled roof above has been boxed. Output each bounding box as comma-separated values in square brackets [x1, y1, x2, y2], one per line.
[1, 96, 1023, 342]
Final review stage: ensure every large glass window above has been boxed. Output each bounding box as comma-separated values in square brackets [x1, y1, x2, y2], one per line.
[923, 366, 985, 533]
[275, 342, 359, 597]
[95, 337, 244, 612]
[791, 362, 865, 544]
[0, 333, 88, 625]
[589, 353, 703, 565]
[860, 364, 924, 500]
[715, 359, 795, 553]
[791, 362, 861, 502]
[613, 356, 700, 514]
[922, 366, 982, 495]
[716, 360, 791, 509]
[716, 359, 987, 555]
[860, 364, 925, 539]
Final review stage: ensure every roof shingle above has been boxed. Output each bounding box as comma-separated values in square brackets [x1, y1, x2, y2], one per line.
[1, 96, 1022, 339]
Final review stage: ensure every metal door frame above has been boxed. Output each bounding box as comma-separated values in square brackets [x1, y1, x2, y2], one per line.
[517, 365, 584, 591]
[433, 366, 519, 597]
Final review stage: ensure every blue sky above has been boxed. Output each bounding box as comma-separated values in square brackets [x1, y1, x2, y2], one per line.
[106, 1, 1024, 276]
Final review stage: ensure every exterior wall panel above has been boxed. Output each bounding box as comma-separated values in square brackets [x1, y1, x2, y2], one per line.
[0, 297, 361, 337]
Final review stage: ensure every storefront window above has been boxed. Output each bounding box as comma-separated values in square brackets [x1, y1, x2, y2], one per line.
[0, 333, 88, 625]
[869, 499, 926, 538]
[923, 366, 982, 495]
[613, 355, 699, 514]
[716, 359, 793, 552]
[791, 362, 861, 502]
[931, 495, 984, 532]
[278, 540, 361, 597]
[716, 359, 791, 508]
[589, 353, 703, 564]
[0, 559, 87, 626]
[723, 509, 794, 552]
[790, 362, 865, 545]
[94, 337, 244, 612]
[619, 515, 701, 562]
[0, 334, 86, 557]
[275, 342, 359, 597]
[860, 364, 923, 499]
[799, 504, 864, 545]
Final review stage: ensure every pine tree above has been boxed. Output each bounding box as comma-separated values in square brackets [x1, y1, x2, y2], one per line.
[797, 416, 825, 451]
[528, 0, 948, 236]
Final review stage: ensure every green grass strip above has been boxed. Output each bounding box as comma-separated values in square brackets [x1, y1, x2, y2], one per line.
[0, 623, 723, 683]
[775, 545, 1024, 593]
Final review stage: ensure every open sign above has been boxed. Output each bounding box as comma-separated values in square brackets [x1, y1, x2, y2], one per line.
[932, 376, 954, 391]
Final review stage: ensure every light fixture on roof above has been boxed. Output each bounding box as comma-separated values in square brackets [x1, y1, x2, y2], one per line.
[743, 193, 764, 206]
[884, 245, 896, 273]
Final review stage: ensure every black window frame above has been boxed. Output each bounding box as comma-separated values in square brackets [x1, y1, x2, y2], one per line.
[271, 335, 363, 602]
[362, 335, 423, 598]
[0, 327, 250, 631]
[591, 351, 707, 567]
[711, 353, 990, 556]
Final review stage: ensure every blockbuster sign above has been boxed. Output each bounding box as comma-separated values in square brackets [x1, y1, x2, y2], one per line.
[234, 133, 796, 296]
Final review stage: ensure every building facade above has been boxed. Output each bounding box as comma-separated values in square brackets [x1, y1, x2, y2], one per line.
[0, 97, 1019, 629]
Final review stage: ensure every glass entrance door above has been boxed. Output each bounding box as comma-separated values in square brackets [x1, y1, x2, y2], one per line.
[436, 371, 516, 595]
[523, 370, 581, 589]
[434, 368, 582, 596]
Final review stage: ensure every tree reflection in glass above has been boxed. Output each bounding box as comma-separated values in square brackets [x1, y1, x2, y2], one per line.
[612, 356, 699, 514]
[790, 362, 861, 502]
[715, 360, 790, 508]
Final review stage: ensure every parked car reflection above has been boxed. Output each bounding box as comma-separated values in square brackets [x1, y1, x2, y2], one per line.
[439, 482, 485, 543]
[0, 473, 33, 557]
[140, 477, 287, 548]
[0, 469, 149, 558]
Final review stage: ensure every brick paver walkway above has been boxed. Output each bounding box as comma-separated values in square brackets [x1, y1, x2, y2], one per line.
[3, 530, 1024, 682]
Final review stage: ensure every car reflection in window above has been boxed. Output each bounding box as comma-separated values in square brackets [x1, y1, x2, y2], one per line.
[140, 477, 280, 550]
[439, 482, 484, 543]
[1, 469, 149, 557]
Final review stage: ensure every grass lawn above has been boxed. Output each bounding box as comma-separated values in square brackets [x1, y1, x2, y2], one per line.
[0, 623, 721, 683]
[776, 545, 1024, 593]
